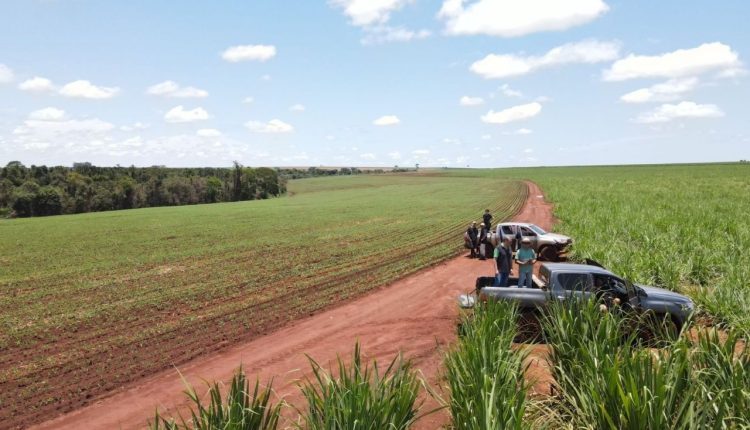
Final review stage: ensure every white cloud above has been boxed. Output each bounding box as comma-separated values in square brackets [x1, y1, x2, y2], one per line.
[460, 96, 484, 106]
[59, 80, 120, 99]
[412, 149, 430, 155]
[634, 101, 724, 124]
[717, 68, 748, 79]
[481, 102, 542, 124]
[439, 0, 609, 37]
[360, 26, 431, 45]
[164, 105, 210, 123]
[29, 107, 66, 121]
[510, 128, 533, 135]
[471, 39, 620, 79]
[0, 64, 13, 83]
[13, 109, 115, 149]
[261, 74, 272, 81]
[620, 77, 699, 103]
[289, 103, 306, 112]
[242, 96, 255, 104]
[499, 84, 523, 97]
[245, 119, 294, 133]
[388, 151, 402, 160]
[19, 76, 55, 93]
[221, 45, 277, 62]
[603, 42, 741, 81]
[360, 152, 376, 160]
[481, 134, 492, 140]
[197, 128, 222, 137]
[120, 122, 148, 132]
[373, 115, 400, 126]
[330, 0, 410, 26]
[147, 80, 208, 98]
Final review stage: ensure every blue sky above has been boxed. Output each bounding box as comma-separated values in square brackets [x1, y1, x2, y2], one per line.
[1, 0, 748, 168]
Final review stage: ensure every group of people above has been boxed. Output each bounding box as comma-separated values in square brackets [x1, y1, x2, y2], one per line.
[463, 209, 537, 288]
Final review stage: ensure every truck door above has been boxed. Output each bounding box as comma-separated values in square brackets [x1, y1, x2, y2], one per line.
[554, 272, 594, 301]
[593, 274, 630, 307]
[520, 226, 539, 250]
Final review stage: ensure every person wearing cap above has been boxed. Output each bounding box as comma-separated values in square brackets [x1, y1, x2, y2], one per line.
[515, 237, 537, 288]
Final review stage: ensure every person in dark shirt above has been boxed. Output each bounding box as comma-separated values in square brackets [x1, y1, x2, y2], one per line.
[482, 209, 493, 231]
[471, 221, 479, 257]
[465, 222, 479, 258]
[494, 237, 513, 287]
[478, 223, 489, 260]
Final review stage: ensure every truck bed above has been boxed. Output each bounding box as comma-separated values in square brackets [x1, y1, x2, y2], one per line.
[459, 275, 545, 309]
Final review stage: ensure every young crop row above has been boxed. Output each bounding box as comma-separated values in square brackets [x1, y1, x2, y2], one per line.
[0, 174, 526, 428]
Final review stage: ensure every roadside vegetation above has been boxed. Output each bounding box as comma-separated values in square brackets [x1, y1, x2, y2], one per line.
[521, 163, 750, 333]
[150, 343, 422, 430]
[444, 300, 531, 430]
[0, 172, 525, 428]
[541, 299, 749, 429]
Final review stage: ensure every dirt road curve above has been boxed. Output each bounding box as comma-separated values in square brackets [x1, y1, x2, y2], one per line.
[33, 180, 555, 430]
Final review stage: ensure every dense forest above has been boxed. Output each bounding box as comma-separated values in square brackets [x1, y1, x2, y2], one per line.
[0, 162, 367, 218]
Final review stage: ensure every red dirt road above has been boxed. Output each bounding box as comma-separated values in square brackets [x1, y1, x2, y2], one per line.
[33, 181, 556, 430]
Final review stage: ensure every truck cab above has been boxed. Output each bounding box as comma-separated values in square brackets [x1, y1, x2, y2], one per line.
[460, 261, 695, 331]
[494, 222, 572, 261]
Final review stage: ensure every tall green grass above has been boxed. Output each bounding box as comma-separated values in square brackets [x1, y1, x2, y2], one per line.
[297, 342, 423, 430]
[445, 301, 532, 430]
[150, 369, 281, 430]
[541, 299, 750, 429]
[448, 163, 750, 332]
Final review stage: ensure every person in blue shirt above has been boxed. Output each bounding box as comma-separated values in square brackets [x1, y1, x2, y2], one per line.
[515, 237, 537, 288]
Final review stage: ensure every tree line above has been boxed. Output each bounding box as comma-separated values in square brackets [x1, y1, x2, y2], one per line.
[0, 162, 374, 218]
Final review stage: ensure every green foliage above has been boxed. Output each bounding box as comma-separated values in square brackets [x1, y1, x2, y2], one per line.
[150, 368, 281, 430]
[523, 163, 750, 333]
[297, 343, 422, 430]
[451, 163, 750, 332]
[0, 161, 286, 217]
[445, 300, 531, 430]
[541, 298, 750, 429]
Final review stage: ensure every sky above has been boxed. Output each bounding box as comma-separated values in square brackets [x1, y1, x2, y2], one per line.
[0, 0, 748, 168]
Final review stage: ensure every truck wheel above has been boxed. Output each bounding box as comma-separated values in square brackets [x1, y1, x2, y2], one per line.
[539, 245, 558, 262]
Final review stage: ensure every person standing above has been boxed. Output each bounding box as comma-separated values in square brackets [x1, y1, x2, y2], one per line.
[494, 236, 513, 287]
[515, 237, 537, 288]
[465, 222, 478, 258]
[478, 223, 488, 260]
[482, 209, 493, 231]
[470, 221, 479, 257]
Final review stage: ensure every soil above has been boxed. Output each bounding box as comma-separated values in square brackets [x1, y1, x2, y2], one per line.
[31, 180, 557, 430]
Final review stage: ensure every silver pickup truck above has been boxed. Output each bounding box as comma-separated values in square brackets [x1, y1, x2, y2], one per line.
[494, 222, 572, 261]
[459, 261, 695, 330]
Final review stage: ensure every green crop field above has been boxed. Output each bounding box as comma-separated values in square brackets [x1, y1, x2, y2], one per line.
[0, 172, 526, 428]
[522, 163, 750, 332]
[446, 163, 750, 332]
[441, 163, 750, 429]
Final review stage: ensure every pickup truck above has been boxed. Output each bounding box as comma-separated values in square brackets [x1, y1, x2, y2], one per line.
[494, 222, 572, 261]
[458, 261, 695, 331]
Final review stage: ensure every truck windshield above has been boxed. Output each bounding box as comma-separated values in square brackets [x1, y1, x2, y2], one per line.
[528, 224, 547, 235]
